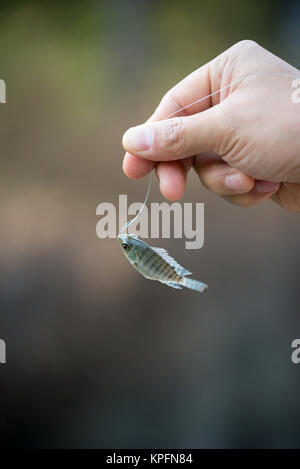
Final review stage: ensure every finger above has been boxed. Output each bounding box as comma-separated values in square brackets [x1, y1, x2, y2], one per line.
[222, 180, 281, 207]
[149, 49, 231, 120]
[122, 152, 193, 183]
[122, 54, 222, 178]
[123, 152, 154, 179]
[122, 42, 258, 178]
[122, 110, 164, 180]
[122, 106, 224, 162]
[180, 156, 194, 174]
[122, 115, 195, 180]
[272, 182, 300, 212]
[150, 65, 212, 119]
[156, 160, 190, 201]
[194, 154, 255, 195]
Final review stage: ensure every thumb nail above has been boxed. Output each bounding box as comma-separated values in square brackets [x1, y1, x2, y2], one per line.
[225, 173, 249, 192]
[123, 126, 154, 151]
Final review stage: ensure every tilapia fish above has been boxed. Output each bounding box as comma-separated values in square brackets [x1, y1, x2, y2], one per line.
[118, 234, 207, 292]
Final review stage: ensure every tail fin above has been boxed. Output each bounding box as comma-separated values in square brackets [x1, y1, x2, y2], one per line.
[181, 277, 208, 292]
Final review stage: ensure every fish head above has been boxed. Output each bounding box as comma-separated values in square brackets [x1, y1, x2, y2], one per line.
[118, 233, 143, 260]
[118, 233, 132, 251]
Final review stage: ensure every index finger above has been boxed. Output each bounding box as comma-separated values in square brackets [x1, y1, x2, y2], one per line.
[123, 57, 220, 179]
[150, 62, 213, 120]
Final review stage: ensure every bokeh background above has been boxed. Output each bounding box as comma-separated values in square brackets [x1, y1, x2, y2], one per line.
[0, 0, 299, 449]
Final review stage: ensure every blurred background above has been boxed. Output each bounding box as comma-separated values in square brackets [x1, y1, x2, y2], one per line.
[0, 0, 299, 449]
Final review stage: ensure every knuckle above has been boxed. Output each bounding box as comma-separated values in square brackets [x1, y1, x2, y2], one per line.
[232, 39, 259, 53]
[153, 91, 174, 118]
[159, 89, 180, 114]
[215, 105, 242, 158]
[160, 91, 172, 107]
[226, 40, 261, 67]
[160, 118, 185, 154]
[219, 104, 240, 133]
[237, 39, 258, 48]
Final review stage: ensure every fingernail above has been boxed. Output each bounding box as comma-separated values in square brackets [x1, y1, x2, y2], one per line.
[225, 173, 247, 192]
[256, 181, 280, 193]
[123, 126, 154, 151]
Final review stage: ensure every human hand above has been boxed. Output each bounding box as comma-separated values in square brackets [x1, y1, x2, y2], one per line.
[122, 40, 300, 212]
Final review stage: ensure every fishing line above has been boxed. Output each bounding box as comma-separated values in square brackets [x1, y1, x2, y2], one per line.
[120, 70, 300, 234]
[120, 167, 153, 233]
[168, 71, 299, 117]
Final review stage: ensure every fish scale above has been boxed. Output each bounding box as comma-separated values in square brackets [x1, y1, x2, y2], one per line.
[118, 233, 207, 292]
[136, 243, 175, 281]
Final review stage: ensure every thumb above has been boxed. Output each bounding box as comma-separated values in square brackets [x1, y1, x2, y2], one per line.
[122, 105, 225, 161]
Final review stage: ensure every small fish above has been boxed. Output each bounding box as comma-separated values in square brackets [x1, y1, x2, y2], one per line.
[118, 233, 208, 292]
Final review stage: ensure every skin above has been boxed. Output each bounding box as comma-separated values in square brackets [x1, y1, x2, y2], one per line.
[122, 40, 300, 212]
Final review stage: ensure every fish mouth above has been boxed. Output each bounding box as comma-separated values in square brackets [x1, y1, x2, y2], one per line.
[118, 233, 128, 244]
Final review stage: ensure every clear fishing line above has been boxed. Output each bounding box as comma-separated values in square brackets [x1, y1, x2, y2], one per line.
[120, 167, 153, 233]
[120, 70, 300, 234]
[167, 71, 299, 117]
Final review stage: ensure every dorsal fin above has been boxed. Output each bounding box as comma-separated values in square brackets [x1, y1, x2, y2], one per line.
[152, 247, 192, 277]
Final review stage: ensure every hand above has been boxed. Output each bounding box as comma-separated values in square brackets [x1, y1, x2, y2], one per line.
[122, 40, 300, 212]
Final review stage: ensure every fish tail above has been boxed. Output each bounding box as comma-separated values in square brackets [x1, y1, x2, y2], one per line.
[181, 277, 208, 293]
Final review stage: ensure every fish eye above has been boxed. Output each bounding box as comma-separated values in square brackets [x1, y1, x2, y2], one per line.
[121, 243, 129, 251]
